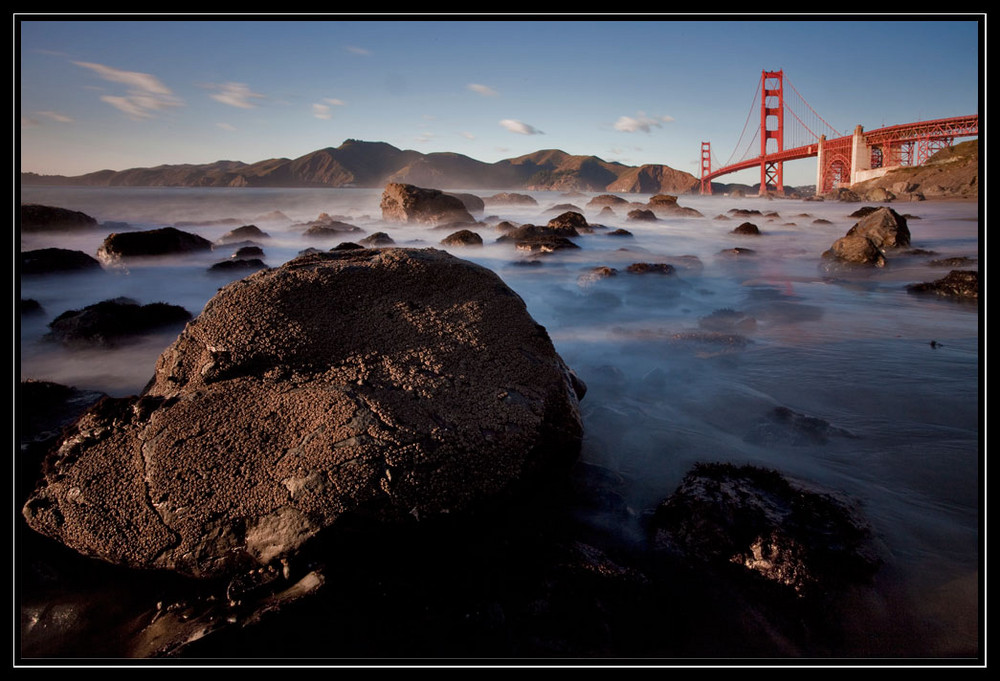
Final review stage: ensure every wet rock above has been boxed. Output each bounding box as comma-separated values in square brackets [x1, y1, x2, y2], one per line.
[544, 203, 584, 214]
[626, 262, 675, 275]
[21, 248, 103, 275]
[445, 192, 485, 215]
[577, 266, 618, 287]
[927, 256, 976, 268]
[821, 234, 886, 268]
[546, 211, 590, 235]
[649, 462, 883, 599]
[483, 192, 537, 206]
[648, 194, 703, 217]
[728, 208, 763, 217]
[744, 406, 858, 446]
[208, 258, 268, 273]
[607, 228, 633, 237]
[906, 270, 978, 300]
[586, 194, 629, 208]
[218, 225, 270, 244]
[232, 245, 265, 259]
[515, 236, 580, 254]
[21, 298, 43, 315]
[440, 229, 483, 247]
[380, 183, 475, 226]
[45, 297, 193, 348]
[626, 209, 657, 222]
[98, 227, 213, 261]
[698, 308, 757, 333]
[359, 232, 395, 247]
[331, 242, 363, 251]
[731, 222, 761, 236]
[845, 207, 910, 249]
[23, 248, 584, 580]
[718, 247, 756, 257]
[21, 204, 100, 232]
[303, 222, 363, 239]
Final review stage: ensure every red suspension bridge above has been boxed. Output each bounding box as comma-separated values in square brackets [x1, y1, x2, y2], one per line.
[699, 70, 979, 196]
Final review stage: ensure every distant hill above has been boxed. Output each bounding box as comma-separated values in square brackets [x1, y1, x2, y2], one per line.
[21, 139, 700, 195]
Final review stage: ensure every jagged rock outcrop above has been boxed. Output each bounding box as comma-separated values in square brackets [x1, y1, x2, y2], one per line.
[23, 248, 585, 580]
[821, 207, 910, 268]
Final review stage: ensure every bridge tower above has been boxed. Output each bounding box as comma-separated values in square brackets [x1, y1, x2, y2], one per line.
[759, 70, 784, 196]
[700, 141, 712, 195]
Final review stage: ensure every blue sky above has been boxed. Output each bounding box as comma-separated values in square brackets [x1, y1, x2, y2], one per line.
[18, 15, 983, 187]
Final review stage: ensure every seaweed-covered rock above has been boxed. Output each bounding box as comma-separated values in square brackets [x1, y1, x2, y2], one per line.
[23, 248, 585, 580]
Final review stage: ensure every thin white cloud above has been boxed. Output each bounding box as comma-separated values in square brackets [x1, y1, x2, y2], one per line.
[21, 116, 40, 128]
[74, 61, 173, 95]
[614, 112, 675, 133]
[74, 60, 183, 119]
[460, 131, 476, 140]
[313, 98, 346, 119]
[468, 83, 499, 97]
[345, 45, 371, 55]
[37, 111, 74, 123]
[208, 82, 266, 109]
[101, 95, 156, 119]
[500, 119, 543, 135]
[217, 122, 237, 131]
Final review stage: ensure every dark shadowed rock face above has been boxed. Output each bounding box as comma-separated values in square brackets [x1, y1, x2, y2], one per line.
[21, 204, 100, 232]
[98, 227, 213, 261]
[21, 248, 103, 275]
[380, 183, 475, 226]
[23, 248, 585, 580]
[45, 298, 193, 348]
[649, 462, 882, 600]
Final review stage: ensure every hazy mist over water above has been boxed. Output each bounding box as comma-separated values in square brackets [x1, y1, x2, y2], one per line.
[18, 186, 981, 656]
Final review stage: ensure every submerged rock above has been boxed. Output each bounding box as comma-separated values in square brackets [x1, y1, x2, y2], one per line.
[359, 231, 395, 247]
[23, 248, 585, 580]
[732, 222, 761, 236]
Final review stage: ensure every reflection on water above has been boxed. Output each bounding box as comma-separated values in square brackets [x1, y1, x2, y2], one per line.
[18, 186, 980, 656]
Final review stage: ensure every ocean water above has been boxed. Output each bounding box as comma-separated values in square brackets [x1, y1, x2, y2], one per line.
[17, 186, 981, 657]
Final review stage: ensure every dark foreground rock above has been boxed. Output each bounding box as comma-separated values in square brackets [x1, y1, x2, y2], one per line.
[906, 269, 978, 301]
[45, 297, 193, 348]
[98, 227, 213, 261]
[20, 204, 100, 232]
[648, 462, 883, 600]
[23, 248, 585, 581]
[21, 248, 103, 275]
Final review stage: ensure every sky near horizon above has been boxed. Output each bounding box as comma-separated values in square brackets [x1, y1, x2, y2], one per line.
[17, 15, 983, 187]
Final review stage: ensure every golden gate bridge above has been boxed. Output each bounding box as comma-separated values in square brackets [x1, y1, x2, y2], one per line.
[699, 70, 979, 195]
